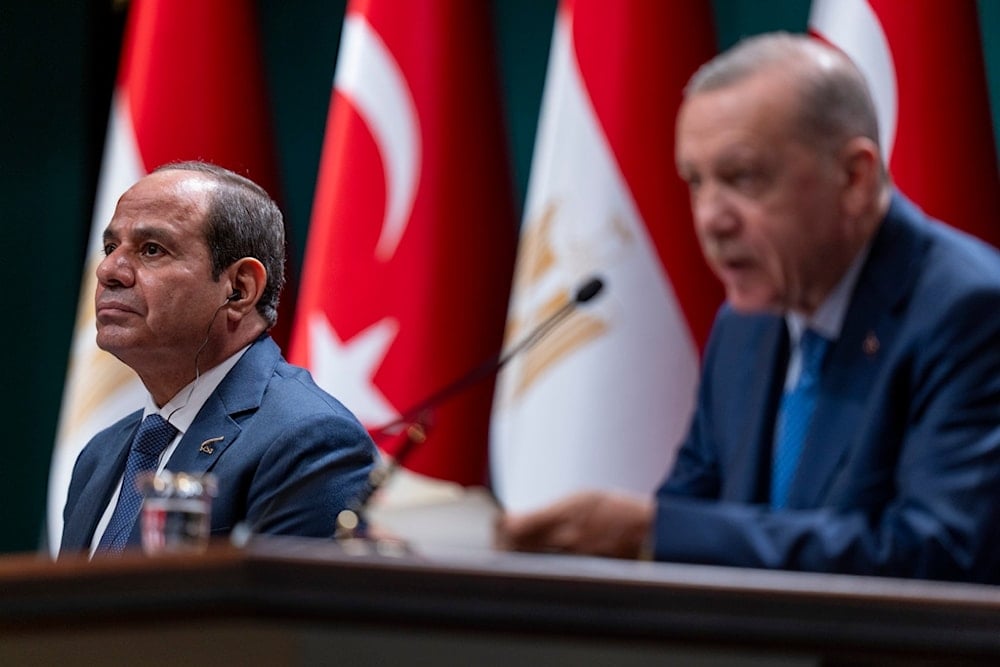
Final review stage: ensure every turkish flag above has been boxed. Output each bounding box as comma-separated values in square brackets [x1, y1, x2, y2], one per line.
[810, 0, 1000, 245]
[289, 0, 516, 489]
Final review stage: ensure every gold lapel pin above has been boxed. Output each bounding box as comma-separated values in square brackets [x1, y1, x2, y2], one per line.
[199, 436, 224, 455]
[862, 331, 880, 356]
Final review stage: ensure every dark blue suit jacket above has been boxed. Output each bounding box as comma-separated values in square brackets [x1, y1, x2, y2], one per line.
[60, 336, 377, 554]
[654, 193, 1000, 583]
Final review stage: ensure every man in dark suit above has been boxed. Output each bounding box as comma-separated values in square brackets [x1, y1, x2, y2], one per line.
[60, 161, 377, 557]
[495, 33, 1000, 583]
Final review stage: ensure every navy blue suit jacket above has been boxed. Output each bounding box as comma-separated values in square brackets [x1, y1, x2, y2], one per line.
[654, 193, 1000, 583]
[60, 336, 377, 554]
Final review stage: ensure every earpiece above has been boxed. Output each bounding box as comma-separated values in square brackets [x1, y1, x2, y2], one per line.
[226, 290, 242, 302]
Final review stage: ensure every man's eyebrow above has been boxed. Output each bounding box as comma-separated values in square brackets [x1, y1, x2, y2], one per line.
[132, 224, 174, 242]
[102, 223, 174, 244]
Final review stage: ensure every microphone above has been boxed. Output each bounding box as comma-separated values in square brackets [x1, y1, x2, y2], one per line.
[230, 275, 606, 548]
[335, 274, 606, 538]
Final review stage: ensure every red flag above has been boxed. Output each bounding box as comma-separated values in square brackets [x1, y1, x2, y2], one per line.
[289, 0, 516, 489]
[491, 0, 722, 511]
[48, 0, 280, 554]
[121, 1, 278, 191]
[810, 0, 1000, 245]
[573, 1, 723, 347]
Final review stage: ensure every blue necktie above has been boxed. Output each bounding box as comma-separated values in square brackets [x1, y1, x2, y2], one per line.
[95, 414, 178, 555]
[771, 330, 829, 509]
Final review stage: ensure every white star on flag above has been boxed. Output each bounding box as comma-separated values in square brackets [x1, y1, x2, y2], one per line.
[308, 312, 399, 426]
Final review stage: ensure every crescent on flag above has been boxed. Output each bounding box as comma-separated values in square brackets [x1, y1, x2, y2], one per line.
[335, 14, 421, 262]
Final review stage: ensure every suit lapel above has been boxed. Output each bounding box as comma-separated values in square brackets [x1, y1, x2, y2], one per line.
[164, 395, 242, 474]
[791, 196, 928, 507]
[125, 337, 279, 545]
[60, 413, 142, 552]
[725, 318, 789, 503]
[162, 335, 278, 475]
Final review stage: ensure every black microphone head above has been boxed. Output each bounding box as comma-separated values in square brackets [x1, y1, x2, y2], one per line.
[574, 276, 605, 304]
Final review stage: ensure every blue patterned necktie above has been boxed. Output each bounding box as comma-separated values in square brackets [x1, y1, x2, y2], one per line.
[95, 414, 178, 555]
[771, 330, 829, 509]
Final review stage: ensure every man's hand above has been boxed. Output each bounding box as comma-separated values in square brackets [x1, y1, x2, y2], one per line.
[494, 491, 655, 559]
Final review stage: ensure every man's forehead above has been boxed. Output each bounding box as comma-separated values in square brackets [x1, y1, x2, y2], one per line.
[115, 171, 212, 216]
[135, 169, 216, 200]
[103, 173, 213, 239]
[157, 169, 216, 193]
[697, 67, 796, 110]
[680, 73, 798, 138]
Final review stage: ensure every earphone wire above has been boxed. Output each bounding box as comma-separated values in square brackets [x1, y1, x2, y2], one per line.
[165, 299, 230, 423]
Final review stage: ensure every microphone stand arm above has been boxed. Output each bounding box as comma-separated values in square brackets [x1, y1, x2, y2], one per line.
[335, 275, 605, 540]
[336, 300, 581, 539]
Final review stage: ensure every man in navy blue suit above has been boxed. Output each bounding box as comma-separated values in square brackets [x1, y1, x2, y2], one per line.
[496, 33, 1000, 583]
[60, 161, 377, 557]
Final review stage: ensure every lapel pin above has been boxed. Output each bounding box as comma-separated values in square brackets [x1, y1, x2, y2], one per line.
[199, 436, 224, 455]
[862, 331, 880, 356]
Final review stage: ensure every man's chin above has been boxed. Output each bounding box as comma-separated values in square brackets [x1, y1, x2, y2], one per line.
[725, 290, 783, 315]
[95, 331, 133, 361]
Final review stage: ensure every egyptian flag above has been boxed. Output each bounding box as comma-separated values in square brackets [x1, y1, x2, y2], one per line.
[491, 0, 722, 511]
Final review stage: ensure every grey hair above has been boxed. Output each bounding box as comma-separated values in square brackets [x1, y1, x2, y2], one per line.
[154, 161, 285, 328]
[686, 32, 881, 154]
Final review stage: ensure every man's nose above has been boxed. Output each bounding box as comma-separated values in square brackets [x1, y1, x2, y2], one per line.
[692, 183, 739, 238]
[96, 249, 133, 288]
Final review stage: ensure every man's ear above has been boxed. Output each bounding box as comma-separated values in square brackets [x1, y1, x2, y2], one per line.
[840, 136, 882, 220]
[226, 257, 267, 313]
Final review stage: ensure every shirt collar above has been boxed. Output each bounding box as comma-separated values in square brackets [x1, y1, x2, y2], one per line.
[143, 344, 251, 434]
[786, 240, 872, 345]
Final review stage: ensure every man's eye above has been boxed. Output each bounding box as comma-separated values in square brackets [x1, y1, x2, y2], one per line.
[727, 166, 769, 194]
[102, 243, 117, 256]
[680, 172, 701, 192]
[141, 243, 164, 256]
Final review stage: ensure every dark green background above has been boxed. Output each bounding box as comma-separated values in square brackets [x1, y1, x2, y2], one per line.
[2, 1, 996, 553]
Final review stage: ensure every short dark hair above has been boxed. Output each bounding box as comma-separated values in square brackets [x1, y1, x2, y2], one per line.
[685, 32, 881, 156]
[154, 161, 285, 328]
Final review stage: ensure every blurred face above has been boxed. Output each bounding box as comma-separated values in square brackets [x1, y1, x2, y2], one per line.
[675, 70, 850, 314]
[95, 170, 228, 376]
